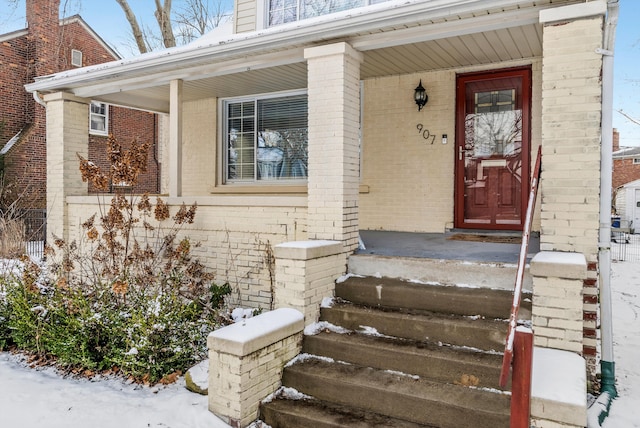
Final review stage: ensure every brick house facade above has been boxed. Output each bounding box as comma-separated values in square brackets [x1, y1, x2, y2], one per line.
[0, 0, 159, 208]
[26, 2, 617, 424]
[612, 129, 640, 191]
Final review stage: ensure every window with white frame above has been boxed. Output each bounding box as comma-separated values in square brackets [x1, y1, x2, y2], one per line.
[224, 92, 308, 183]
[267, 0, 389, 27]
[89, 101, 108, 135]
[633, 158, 640, 165]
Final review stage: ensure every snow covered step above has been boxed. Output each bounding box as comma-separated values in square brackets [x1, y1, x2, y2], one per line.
[261, 393, 432, 428]
[303, 330, 505, 390]
[348, 254, 532, 292]
[320, 301, 507, 352]
[277, 358, 510, 428]
[336, 276, 532, 320]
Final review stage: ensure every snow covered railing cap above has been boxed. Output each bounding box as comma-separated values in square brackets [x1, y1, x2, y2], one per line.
[274, 240, 342, 261]
[529, 252, 587, 280]
[207, 308, 304, 357]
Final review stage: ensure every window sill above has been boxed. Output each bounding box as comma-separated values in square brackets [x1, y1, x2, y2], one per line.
[210, 185, 307, 194]
[210, 184, 370, 194]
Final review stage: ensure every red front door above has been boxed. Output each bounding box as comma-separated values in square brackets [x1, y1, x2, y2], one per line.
[454, 67, 531, 230]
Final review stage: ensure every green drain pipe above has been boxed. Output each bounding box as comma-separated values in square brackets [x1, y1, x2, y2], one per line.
[591, 1, 619, 426]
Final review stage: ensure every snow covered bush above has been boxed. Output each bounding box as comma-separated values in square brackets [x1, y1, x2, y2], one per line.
[0, 136, 231, 383]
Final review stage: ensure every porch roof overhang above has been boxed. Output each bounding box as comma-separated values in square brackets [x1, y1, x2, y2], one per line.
[25, 0, 585, 113]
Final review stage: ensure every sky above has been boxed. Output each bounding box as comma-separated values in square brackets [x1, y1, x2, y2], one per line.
[0, 0, 639, 145]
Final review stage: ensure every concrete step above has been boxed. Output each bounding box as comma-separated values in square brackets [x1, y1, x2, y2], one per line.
[348, 254, 532, 292]
[278, 358, 510, 428]
[336, 275, 532, 320]
[320, 301, 507, 352]
[303, 331, 505, 390]
[261, 395, 434, 428]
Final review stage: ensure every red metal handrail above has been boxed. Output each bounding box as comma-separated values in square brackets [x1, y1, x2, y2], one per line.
[499, 146, 542, 426]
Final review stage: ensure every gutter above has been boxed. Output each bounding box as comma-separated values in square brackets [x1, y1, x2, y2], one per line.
[26, 0, 548, 94]
[590, 0, 619, 426]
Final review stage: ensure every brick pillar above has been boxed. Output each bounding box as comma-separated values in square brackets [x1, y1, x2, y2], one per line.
[207, 308, 304, 427]
[539, 8, 604, 256]
[273, 240, 345, 323]
[44, 92, 89, 243]
[530, 251, 587, 353]
[539, 3, 606, 378]
[304, 42, 363, 252]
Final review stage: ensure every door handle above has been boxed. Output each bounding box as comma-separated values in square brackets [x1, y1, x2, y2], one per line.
[458, 146, 463, 161]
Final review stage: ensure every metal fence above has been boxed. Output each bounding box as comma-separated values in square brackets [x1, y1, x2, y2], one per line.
[23, 209, 46, 261]
[611, 231, 640, 262]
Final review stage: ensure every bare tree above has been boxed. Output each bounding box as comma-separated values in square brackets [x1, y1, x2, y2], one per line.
[617, 109, 640, 127]
[115, 0, 175, 53]
[115, 0, 229, 54]
[154, 0, 176, 49]
[115, 0, 150, 53]
[173, 0, 229, 44]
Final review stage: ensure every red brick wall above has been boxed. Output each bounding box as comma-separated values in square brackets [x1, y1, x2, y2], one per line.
[613, 157, 640, 190]
[0, 34, 30, 143]
[89, 108, 160, 194]
[610, 129, 640, 190]
[1, 0, 159, 208]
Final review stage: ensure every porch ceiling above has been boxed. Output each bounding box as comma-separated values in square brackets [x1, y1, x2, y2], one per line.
[27, 0, 583, 112]
[96, 22, 543, 113]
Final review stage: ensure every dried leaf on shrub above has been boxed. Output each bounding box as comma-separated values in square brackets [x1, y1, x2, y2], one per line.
[159, 371, 182, 385]
[137, 193, 152, 213]
[112, 280, 129, 295]
[154, 198, 170, 221]
[77, 153, 109, 190]
[87, 227, 98, 241]
[173, 203, 197, 225]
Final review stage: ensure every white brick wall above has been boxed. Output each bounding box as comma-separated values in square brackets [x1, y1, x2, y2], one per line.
[540, 16, 604, 256]
[274, 240, 345, 323]
[305, 43, 363, 251]
[359, 60, 543, 233]
[44, 92, 90, 242]
[66, 196, 308, 310]
[208, 308, 303, 427]
[530, 252, 587, 354]
[182, 98, 217, 196]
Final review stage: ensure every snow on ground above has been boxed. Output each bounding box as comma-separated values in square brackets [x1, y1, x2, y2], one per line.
[0, 261, 639, 427]
[602, 260, 640, 427]
[0, 353, 230, 428]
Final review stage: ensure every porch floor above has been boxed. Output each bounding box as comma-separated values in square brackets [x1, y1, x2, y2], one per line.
[357, 230, 540, 264]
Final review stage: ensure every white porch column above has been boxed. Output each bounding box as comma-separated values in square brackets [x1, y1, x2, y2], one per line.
[304, 43, 363, 253]
[539, 2, 607, 375]
[43, 92, 90, 244]
[169, 79, 183, 197]
[539, 4, 605, 256]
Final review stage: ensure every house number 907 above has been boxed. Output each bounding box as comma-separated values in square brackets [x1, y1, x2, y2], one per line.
[417, 124, 435, 144]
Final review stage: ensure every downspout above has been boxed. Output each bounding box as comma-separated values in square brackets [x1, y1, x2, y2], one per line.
[33, 91, 46, 108]
[591, 0, 619, 425]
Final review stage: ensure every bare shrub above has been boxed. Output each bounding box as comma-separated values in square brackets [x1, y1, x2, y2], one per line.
[0, 218, 25, 258]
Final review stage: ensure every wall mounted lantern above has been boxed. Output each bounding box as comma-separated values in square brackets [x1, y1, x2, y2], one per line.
[414, 79, 428, 111]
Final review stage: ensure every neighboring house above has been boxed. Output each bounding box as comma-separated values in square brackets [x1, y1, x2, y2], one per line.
[0, 0, 159, 209]
[612, 128, 640, 190]
[614, 179, 640, 230]
[611, 128, 640, 225]
[24, 0, 617, 426]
